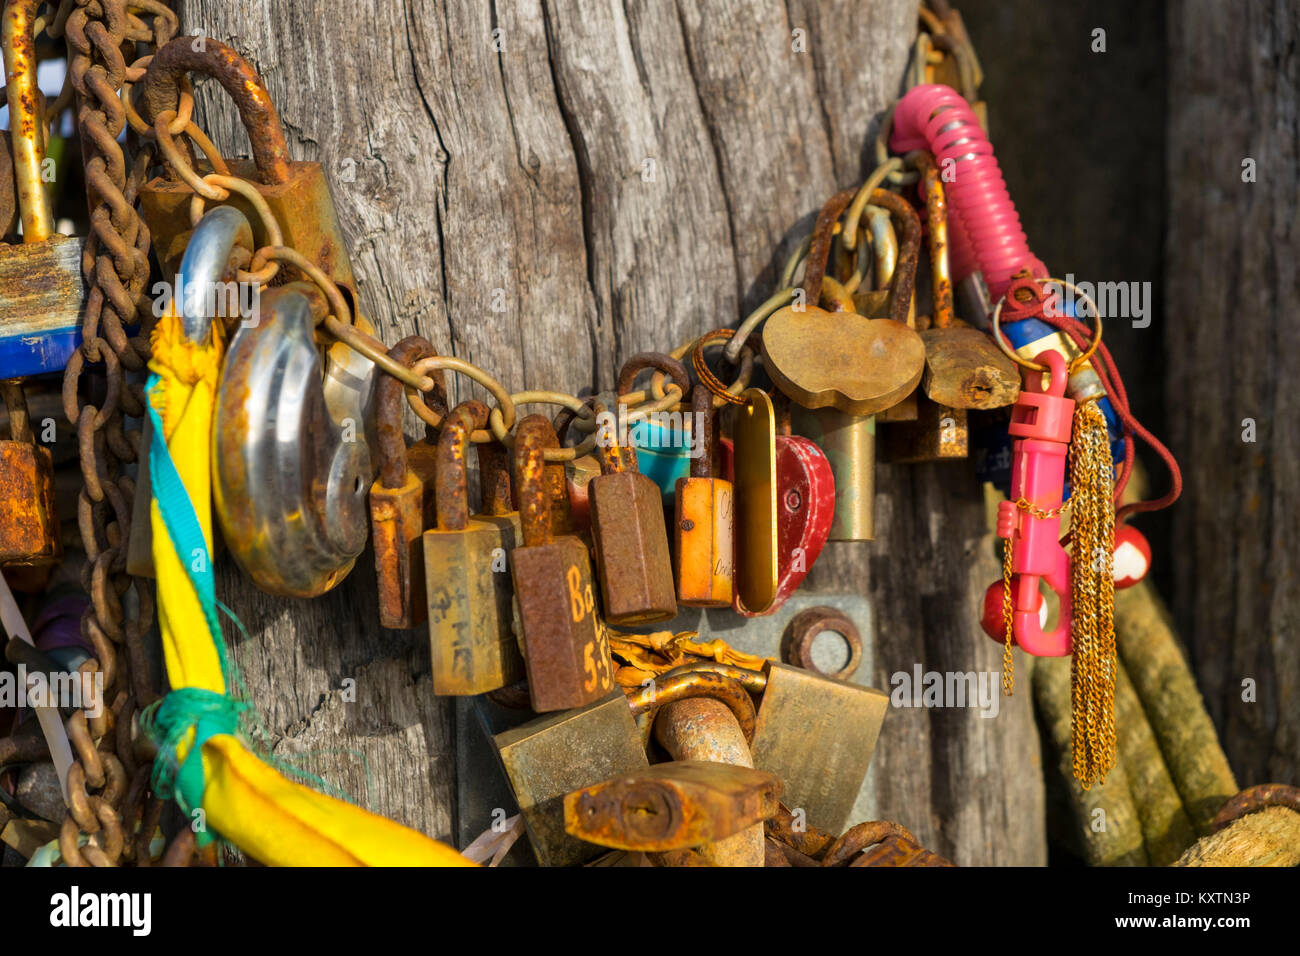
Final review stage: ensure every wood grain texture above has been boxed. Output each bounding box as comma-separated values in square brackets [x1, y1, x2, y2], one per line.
[1165, 0, 1299, 790]
[179, 0, 1044, 864]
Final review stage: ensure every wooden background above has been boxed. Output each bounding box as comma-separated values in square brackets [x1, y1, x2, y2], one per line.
[173, 0, 1095, 866]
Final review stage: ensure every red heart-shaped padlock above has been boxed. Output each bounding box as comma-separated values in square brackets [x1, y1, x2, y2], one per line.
[721, 433, 834, 616]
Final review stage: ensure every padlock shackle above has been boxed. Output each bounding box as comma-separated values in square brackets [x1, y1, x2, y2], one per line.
[374, 336, 444, 489]
[912, 152, 955, 331]
[688, 384, 714, 479]
[434, 401, 487, 531]
[514, 414, 560, 548]
[176, 206, 255, 343]
[866, 189, 922, 326]
[626, 668, 759, 745]
[615, 351, 691, 401]
[801, 187, 857, 307]
[2, 0, 53, 242]
[138, 37, 293, 186]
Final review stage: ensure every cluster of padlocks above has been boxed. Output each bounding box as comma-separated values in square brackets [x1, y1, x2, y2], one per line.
[0, 0, 1181, 867]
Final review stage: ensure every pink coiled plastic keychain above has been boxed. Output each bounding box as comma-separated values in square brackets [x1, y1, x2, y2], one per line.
[890, 83, 1047, 300]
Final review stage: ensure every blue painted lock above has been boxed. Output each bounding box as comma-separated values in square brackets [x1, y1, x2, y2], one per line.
[974, 315, 1125, 496]
[1, 24, 87, 378]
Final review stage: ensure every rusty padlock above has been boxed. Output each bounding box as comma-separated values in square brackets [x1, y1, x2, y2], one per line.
[0, 2, 85, 378]
[563, 760, 780, 854]
[137, 38, 357, 305]
[424, 402, 524, 696]
[510, 414, 612, 712]
[370, 338, 446, 629]
[673, 385, 733, 607]
[910, 152, 1017, 411]
[666, 659, 889, 834]
[493, 669, 755, 866]
[652, 686, 766, 867]
[136, 38, 376, 453]
[588, 384, 677, 626]
[0, 381, 59, 565]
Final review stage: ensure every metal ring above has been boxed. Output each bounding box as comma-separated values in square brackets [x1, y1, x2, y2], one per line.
[489, 390, 597, 461]
[407, 355, 517, 443]
[188, 174, 284, 285]
[990, 277, 1103, 373]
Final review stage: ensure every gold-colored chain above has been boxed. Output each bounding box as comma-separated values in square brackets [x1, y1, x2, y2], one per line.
[999, 496, 1071, 697]
[1068, 398, 1117, 789]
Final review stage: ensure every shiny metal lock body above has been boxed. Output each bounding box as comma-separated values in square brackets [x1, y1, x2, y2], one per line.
[369, 337, 445, 629]
[212, 271, 370, 597]
[493, 691, 648, 867]
[425, 402, 524, 695]
[510, 415, 613, 712]
[673, 386, 733, 607]
[0, 381, 58, 565]
[0, 3, 85, 378]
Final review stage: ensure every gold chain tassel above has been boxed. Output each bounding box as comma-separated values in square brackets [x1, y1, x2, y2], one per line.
[1068, 398, 1117, 789]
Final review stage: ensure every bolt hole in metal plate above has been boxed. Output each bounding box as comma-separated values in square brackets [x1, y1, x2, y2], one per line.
[455, 594, 878, 862]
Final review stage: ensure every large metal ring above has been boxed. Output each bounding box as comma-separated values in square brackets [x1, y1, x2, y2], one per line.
[990, 276, 1103, 374]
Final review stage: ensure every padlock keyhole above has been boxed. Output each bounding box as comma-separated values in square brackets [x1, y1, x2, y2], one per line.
[784, 488, 803, 512]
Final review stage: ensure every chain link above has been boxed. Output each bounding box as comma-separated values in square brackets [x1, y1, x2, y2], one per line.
[58, 0, 177, 866]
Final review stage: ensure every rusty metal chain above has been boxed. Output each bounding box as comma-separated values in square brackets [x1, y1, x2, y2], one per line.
[57, 0, 177, 867]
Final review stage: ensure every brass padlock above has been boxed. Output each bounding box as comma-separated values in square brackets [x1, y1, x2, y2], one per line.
[0, 381, 59, 565]
[370, 338, 446, 629]
[788, 189, 925, 542]
[588, 393, 676, 626]
[563, 760, 780, 854]
[494, 670, 755, 866]
[0, 4, 85, 378]
[673, 385, 733, 607]
[668, 660, 889, 834]
[761, 188, 926, 415]
[424, 402, 524, 696]
[493, 692, 649, 868]
[510, 414, 612, 712]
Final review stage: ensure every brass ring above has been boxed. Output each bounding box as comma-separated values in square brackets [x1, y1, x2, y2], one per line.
[408, 355, 516, 443]
[990, 277, 1103, 374]
[489, 390, 598, 461]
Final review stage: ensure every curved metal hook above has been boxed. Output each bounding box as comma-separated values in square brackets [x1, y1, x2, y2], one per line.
[176, 205, 254, 343]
